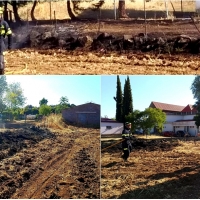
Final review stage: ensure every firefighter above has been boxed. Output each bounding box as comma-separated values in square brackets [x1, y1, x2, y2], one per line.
[121, 122, 133, 161]
[0, 6, 12, 74]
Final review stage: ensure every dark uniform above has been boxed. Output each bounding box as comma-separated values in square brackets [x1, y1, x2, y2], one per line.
[121, 122, 133, 161]
[0, 7, 12, 74]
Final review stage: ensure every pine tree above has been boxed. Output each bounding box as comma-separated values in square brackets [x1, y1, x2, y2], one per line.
[115, 75, 123, 122]
[123, 76, 133, 122]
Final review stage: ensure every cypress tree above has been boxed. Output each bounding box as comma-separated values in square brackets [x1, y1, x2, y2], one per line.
[115, 75, 123, 122]
[123, 76, 133, 122]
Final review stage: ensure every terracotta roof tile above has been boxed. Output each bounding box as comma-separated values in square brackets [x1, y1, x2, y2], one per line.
[150, 101, 185, 112]
[181, 104, 194, 112]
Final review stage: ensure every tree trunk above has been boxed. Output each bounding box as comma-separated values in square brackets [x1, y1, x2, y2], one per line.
[118, 0, 128, 18]
[67, 0, 77, 20]
[31, 0, 37, 21]
[4, 1, 9, 21]
[12, 1, 21, 23]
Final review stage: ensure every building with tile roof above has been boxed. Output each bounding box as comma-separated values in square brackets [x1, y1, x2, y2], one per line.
[101, 117, 123, 134]
[149, 101, 198, 136]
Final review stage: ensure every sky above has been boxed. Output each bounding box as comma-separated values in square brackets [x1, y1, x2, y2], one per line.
[101, 75, 196, 119]
[5, 75, 101, 107]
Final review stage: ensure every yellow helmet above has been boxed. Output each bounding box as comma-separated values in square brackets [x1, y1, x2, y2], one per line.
[0, 7, 3, 14]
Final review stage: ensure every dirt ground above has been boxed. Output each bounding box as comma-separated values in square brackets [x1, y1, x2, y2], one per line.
[101, 137, 200, 199]
[0, 122, 100, 199]
[4, 20, 200, 75]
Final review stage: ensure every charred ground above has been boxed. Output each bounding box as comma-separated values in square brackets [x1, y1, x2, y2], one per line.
[0, 123, 100, 199]
[101, 137, 200, 199]
[5, 19, 200, 75]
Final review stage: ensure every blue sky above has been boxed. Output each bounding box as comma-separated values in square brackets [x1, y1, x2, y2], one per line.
[5, 75, 101, 107]
[101, 75, 196, 119]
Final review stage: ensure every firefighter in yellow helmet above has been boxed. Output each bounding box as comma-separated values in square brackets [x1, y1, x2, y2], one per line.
[121, 122, 133, 161]
[0, 6, 12, 74]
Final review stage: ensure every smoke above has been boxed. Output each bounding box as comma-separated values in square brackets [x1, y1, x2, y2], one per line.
[196, 0, 200, 10]
[11, 24, 33, 49]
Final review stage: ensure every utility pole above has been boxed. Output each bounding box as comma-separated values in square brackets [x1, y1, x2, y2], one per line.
[144, 0, 147, 38]
[164, 0, 169, 19]
[50, 1, 52, 20]
[114, 0, 117, 20]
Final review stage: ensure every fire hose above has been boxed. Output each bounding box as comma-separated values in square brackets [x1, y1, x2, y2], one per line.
[101, 139, 125, 152]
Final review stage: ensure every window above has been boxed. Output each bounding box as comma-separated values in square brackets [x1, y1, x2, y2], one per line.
[106, 126, 112, 129]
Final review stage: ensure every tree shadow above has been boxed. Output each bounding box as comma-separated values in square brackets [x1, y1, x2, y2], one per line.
[147, 165, 200, 180]
[102, 161, 118, 168]
[114, 165, 200, 199]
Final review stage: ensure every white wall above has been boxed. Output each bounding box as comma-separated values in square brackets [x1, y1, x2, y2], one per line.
[101, 122, 123, 134]
[183, 114, 196, 120]
[26, 114, 36, 120]
[166, 114, 196, 122]
[163, 123, 173, 131]
[166, 114, 183, 122]
[164, 114, 198, 136]
[188, 126, 197, 136]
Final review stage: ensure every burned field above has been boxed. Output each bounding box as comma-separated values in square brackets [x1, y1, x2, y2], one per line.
[0, 125, 100, 199]
[101, 137, 200, 199]
[5, 20, 200, 75]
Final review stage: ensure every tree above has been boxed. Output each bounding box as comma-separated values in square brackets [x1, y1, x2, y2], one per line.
[59, 96, 69, 106]
[123, 76, 133, 122]
[30, 0, 38, 21]
[126, 108, 166, 135]
[55, 96, 69, 113]
[67, 0, 77, 20]
[39, 98, 48, 106]
[118, 0, 128, 18]
[0, 76, 7, 97]
[32, 106, 39, 115]
[11, 0, 22, 23]
[140, 108, 166, 134]
[23, 105, 39, 115]
[115, 75, 123, 122]
[5, 82, 26, 110]
[125, 109, 143, 131]
[191, 76, 200, 129]
[194, 115, 200, 129]
[24, 105, 33, 115]
[39, 104, 51, 116]
[0, 76, 7, 113]
[191, 76, 200, 100]
[2, 1, 8, 21]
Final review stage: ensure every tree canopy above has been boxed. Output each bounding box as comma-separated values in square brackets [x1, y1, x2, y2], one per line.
[5, 82, 26, 110]
[115, 75, 123, 122]
[191, 76, 200, 100]
[114, 75, 133, 123]
[0, 76, 7, 113]
[126, 108, 166, 134]
[39, 98, 48, 106]
[123, 76, 133, 121]
[39, 104, 52, 116]
[0, 77, 76, 121]
[191, 76, 200, 128]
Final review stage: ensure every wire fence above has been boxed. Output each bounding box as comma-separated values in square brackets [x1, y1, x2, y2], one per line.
[4, 0, 198, 23]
